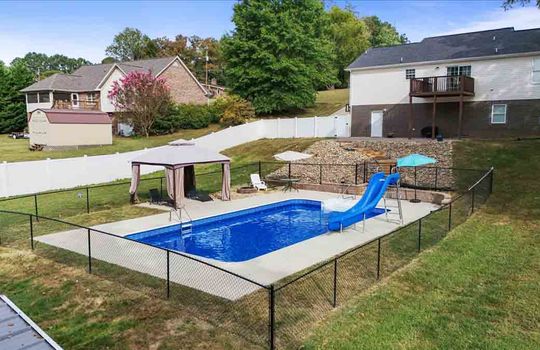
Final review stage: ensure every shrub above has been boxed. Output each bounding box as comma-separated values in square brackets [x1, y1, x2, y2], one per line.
[150, 103, 221, 135]
[214, 95, 255, 126]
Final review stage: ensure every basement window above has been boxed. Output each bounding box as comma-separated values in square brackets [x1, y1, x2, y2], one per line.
[405, 69, 415, 79]
[491, 104, 507, 124]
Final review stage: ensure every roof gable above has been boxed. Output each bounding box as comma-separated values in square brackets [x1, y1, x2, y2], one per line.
[348, 27, 540, 70]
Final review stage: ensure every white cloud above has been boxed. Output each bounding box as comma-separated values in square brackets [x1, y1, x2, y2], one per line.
[437, 6, 540, 36]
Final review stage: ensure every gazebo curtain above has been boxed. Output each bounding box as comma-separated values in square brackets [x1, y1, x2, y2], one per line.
[165, 167, 184, 208]
[129, 164, 141, 203]
[222, 163, 231, 201]
[130, 161, 231, 207]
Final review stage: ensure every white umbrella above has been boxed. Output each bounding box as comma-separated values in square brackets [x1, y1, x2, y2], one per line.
[273, 151, 312, 162]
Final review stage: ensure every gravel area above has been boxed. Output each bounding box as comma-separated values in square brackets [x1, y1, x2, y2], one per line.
[268, 138, 455, 188]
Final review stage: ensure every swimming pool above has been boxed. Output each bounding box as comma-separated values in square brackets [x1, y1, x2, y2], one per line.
[127, 199, 385, 262]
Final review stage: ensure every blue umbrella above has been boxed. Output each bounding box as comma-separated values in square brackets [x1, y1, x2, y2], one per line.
[396, 154, 437, 202]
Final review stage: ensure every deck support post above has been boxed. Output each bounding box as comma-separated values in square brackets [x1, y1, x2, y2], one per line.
[408, 94, 413, 139]
[431, 94, 437, 139]
[458, 93, 464, 139]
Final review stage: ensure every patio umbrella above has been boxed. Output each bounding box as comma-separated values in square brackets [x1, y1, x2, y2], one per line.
[396, 154, 437, 203]
[274, 151, 313, 179]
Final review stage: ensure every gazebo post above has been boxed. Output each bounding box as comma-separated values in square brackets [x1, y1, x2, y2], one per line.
[172, 167, 177, 209]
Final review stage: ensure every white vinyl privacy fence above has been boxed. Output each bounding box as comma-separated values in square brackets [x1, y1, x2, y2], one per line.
[0, 115, 350, 197]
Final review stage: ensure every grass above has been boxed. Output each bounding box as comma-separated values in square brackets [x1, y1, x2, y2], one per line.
[0, 137, 320, 349]
[0, 124, 222, 163]
[303, 138, 540, 349]
[264, 89, 349, 119]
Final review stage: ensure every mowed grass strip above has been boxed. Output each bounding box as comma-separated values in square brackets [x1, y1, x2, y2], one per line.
[304, 139, 540, 349]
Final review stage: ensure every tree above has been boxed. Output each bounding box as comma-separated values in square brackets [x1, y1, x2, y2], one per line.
[502, 0, 540, 8]
[10, 52, 91, 80]
[327, 6, 371, 87]
[105, 27, 157, 61]
[363, 16, 408, 47]
[222, 0, 337, 114]
[108, 71, 172, 137]
[0, 61, 34, 133]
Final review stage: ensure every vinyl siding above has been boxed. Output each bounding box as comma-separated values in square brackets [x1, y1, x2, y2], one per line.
[349, 55, 540, 106]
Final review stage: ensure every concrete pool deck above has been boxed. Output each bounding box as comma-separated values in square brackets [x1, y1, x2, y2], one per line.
[35, 190, 438, 300]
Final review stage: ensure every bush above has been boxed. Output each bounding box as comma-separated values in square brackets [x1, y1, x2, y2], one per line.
[213, 95, 255, 126]
[151, 103, 220, 134]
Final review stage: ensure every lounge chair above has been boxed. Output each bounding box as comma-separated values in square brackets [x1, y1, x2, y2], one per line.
[149, 188, 163, 204]
[250, 174, 267, 191]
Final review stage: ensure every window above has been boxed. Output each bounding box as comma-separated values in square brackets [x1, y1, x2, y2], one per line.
[87, 93, 96, 102]
[405, 69, 415, 79]
[38, 92, 50, 103]
[491, 104, 507, 124]
[533, 57, 540, 84]
[447, 65, 471, 77]
[27, 93, 38, 103]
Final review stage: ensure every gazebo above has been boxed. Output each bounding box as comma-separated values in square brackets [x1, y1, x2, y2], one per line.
[129, 140, 231, 208]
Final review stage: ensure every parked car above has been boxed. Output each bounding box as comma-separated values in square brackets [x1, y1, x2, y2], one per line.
[9, 132, 29, 139]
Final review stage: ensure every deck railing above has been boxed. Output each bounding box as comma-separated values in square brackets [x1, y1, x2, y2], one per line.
[52, 99, 101, 111]
[410, 75, 475, 96]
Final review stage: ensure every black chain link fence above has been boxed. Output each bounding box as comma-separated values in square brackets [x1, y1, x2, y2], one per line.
[0, 163, 493, 349]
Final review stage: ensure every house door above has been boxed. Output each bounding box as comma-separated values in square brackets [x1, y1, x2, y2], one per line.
[71, 93, 79, 109]
[370, 111, 383, 137]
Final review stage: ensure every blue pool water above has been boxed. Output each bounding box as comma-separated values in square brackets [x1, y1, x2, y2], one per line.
[127, 199, 384, 262]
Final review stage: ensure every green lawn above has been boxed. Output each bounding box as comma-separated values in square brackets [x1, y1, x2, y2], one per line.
[264, 88, 349, 119]
[304, 139, 540, 349]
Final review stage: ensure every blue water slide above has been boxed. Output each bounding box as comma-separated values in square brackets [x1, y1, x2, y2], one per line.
[328, 172, 401, 231]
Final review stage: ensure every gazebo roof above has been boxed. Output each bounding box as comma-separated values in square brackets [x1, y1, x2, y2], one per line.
[131, 143, 230, 168]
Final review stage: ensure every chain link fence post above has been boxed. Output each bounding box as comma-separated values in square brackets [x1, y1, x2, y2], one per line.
[29, 214, 34, 250]
[269, 285, 275, 350]
[87, 228, 92, 273]
[417, 218, 422, 253]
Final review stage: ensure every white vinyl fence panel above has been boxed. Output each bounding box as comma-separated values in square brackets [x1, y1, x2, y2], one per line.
[0, 115, 350, 197]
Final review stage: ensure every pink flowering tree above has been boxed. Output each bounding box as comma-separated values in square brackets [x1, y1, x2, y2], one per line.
[108, 71, 171, 137]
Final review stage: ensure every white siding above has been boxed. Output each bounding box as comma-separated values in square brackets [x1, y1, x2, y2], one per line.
[349, 55, 540, 106]
[100, 68, 125, 112]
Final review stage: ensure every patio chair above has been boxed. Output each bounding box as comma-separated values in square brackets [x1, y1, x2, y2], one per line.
[250, 174, 267, 191]
[149, 188, 163, 204]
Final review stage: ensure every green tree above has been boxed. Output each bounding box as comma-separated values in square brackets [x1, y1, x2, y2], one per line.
[502, 0, 540, 8]
[327, 6, 371, 87]
[0, 61, 34, 133]
[105, 27, 157, 61]
[10, 52, 90, 80]
[363, 16, 408, 47]
[222, 0, 336, 114]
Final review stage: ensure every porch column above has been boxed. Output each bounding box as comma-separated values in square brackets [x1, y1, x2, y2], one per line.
[431, 95, 437, 139]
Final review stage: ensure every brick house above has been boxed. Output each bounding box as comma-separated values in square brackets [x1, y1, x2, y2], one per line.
[21, 56, 210, 136]
[347, 27, 540, 138]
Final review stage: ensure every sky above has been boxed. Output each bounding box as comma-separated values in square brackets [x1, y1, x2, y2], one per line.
[0, 0, 539, 64]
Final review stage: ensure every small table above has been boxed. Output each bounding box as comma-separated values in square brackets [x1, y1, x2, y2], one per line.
[280, 178, 300, 192]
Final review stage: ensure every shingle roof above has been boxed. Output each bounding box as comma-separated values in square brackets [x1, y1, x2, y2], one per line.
[348, 27, 540, 70]
[21, 57, 176, 92]
[31, 109, 112, 124]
